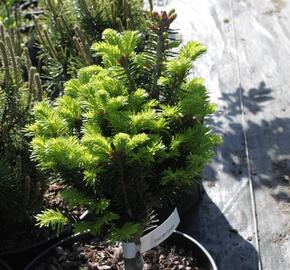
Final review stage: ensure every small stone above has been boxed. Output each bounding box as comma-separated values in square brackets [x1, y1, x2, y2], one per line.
[223, 18, 230, 23]
[61, 260, 77, 270]
[144, 263, 152, 270]
[152, 255, 158, 264]
[36, 264, 46, 270]
[207, 182, 216, 188]
[229, 228, 238, 234]
[247, 236, 253, 241]
[72, 242, 80, 251]
[48, 265, 58, 270]
[52, 257, 59, 265]
[178, 248, 185, 255]
[54, 246, 64, 257]
[99, 266, 111, 270]
[58, 254, 67, 262]
[113, 246, 123, 259]
[251, 170, 257, 175]
[76, 252, 86, 261]
[67, 252, 76, 261]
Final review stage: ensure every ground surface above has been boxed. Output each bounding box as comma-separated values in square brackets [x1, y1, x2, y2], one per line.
[151, 0, 290, 269]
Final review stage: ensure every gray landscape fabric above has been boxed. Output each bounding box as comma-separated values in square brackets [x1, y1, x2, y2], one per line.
[151, 0, 290, 269]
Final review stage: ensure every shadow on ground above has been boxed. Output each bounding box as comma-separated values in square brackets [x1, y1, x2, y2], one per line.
[180, 81, 290, 269]
[205, 81, 290, 194]
[179, 192, 259, 270]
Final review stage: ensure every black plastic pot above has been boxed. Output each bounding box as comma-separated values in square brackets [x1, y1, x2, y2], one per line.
[0, 259, 13, 270]
[177, 182, 203, 217]
[24, 230, 217, 270]
[0, 231, 70, 270]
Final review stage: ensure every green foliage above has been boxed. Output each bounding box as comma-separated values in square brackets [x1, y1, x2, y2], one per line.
[0, 23, 45, 229]
[33, 0, 148, 98]
[29, 10, 221, 243]
[109, 222, 141, 243]
[35, 209, 69, 235]
[0, 0, 19, 29]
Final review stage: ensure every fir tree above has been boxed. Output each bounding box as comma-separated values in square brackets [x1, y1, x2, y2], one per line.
[29, 10, 221, 270]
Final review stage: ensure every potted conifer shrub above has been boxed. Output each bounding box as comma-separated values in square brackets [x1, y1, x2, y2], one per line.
[27, 10, 221, 270]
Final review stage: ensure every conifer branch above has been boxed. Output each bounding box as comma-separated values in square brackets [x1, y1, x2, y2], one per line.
[117, 17, 124, 32]
[110, 2, 116, 25]
[16, 155, 22, 179]
[16, 56, 22, 86]
[32, 16, 47, 49]
[73, 36, 90, 65]
[91, 0, 98, 10]
[0, 40, 11, 82]
[24, 175, 31, 208]
[34, 73, 43, 102]
[151, 31, 165, 99]
[5, 35, 19, 85]
[24, 47, 32, 72]
[120, 57, 136, 92]
[74, 26, 93, 64]
[26, 67, 37, 111]
[59, 15, 71, 35]
[47, 0, 58, 20]
[78, 0, 92, 19]
[0, 23, 5, 44]
[43, 29, 60, 61]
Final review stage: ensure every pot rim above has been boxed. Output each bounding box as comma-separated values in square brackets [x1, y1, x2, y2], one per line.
[174, 230, 218, 270]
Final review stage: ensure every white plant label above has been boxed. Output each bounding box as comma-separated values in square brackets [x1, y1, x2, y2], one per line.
[140, 208, 180, 253]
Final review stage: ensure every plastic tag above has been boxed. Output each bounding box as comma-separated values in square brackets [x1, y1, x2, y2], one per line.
[140, 208, 180, 253]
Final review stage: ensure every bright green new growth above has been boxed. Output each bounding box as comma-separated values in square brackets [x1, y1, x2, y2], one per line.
[31, 12, 221, 242]
[35, 209, 69, 236]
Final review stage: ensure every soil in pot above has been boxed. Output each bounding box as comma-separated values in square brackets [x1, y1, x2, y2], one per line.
[31, 237, 205, 270]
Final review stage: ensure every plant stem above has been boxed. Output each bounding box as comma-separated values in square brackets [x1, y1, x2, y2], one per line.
[5, 35, 19, 86]
[0, 40, 11, 82]
[123, 236, 144, 270]
[116, 154, 133, 219]
[122, 58, 136, 93]
[151, 30, 165, 99]
[148, 0, 153, 12]
[123, 252, 144, 270]
[74, 26, 93, 64]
